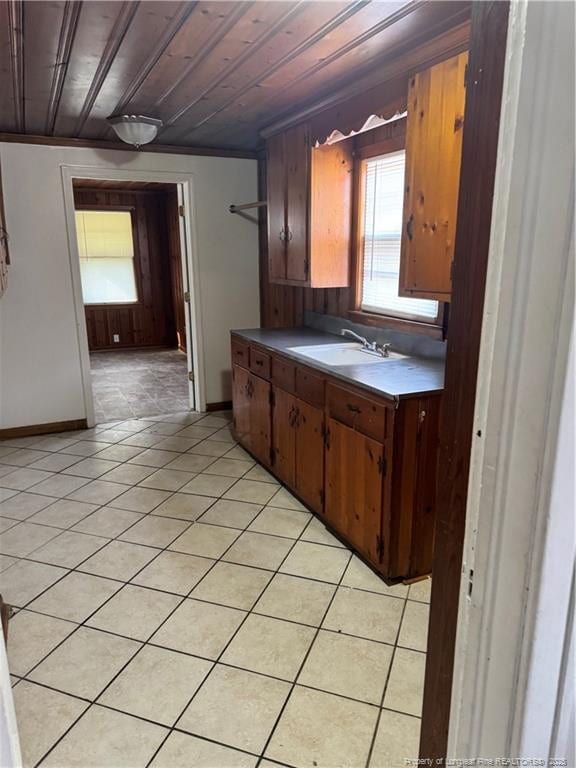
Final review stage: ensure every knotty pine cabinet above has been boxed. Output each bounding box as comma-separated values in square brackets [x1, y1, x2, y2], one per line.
[399, 51, 469, 301]
[231, 334, 441, 580]
[266, 122, 353, 288]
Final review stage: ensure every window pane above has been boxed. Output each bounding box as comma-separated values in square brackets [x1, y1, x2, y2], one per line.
[361, 151, 438, 321]
[79, 258, 138, 304]
[75, 210, 137, 304]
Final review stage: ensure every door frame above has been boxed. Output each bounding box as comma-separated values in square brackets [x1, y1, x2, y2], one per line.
[422, 0, 575, 760]
[61, 166, 206, 426]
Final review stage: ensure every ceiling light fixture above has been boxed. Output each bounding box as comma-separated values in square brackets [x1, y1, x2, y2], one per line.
[107, 115, 163, 148]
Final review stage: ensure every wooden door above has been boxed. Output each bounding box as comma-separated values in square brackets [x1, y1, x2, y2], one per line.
[272, 387, 296, 485]
[232, 364, 251, 448]
[249, 373, 272, 467]
[285, 123, 310, 283]
[294, 398, 324, 515]
[325, 417, 384, 566]
[399, 51, 468, 301]
[267, 132, 287, 282]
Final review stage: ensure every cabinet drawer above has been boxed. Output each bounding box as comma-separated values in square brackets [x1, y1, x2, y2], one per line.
[231, 338, 250, 369]
[249, 346, 271, 380]
[327, 383, 387, 441]
[272, 356, 296, 393]
[296, 367, 325, 407]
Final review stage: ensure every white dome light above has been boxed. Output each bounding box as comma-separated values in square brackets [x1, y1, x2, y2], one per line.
[107, 115, 163, 148]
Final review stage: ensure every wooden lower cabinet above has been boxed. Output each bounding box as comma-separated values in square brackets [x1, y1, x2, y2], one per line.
[271, 386, 324, 515]
[231, 338, 440, 580]
[325, 417, 387, 567]
[232, 364, 271, 466]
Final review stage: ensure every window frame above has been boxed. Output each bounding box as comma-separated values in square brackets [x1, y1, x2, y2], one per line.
[350, 130, 445, 337]
[74, 205, 142, 307]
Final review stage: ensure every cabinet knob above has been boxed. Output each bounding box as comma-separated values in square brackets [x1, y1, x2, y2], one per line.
[279, 228, 285, 242]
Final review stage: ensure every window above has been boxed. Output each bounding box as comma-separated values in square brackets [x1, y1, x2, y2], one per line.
[75, 210, 138, 304]
[360, 151, 438, 321]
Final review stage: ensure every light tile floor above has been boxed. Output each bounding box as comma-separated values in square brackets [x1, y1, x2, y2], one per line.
[0, 410, 430, 768]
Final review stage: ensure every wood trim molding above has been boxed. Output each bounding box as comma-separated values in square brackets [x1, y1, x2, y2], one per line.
[0, 418, 88, 439]
[419, 1, 510, 761]
[206, 401, 232, 412]
[0, 132, 257, 159]
[348, 311, 444, 339]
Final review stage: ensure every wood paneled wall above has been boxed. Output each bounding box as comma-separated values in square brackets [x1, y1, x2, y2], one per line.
[74, 187, 177, 351]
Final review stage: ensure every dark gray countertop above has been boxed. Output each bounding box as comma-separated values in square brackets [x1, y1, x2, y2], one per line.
[232, 327, 444, 401]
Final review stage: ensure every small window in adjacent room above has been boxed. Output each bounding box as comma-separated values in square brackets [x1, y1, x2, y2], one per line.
[359, 150, 439, 322]
[75, 210, 138, 304]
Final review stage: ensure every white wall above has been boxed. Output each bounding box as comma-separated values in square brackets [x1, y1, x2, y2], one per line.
[0, 143, 259, 429]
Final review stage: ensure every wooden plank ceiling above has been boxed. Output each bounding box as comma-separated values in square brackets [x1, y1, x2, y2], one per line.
[0, 0, 470, 151]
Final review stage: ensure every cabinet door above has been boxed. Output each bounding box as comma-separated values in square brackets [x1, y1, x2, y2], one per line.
[285, 123, 309, 283]
[399, 51, 468, 301]
[249, 373, 272, 467]
[232, 364, 251, 448]
[294, 398, 324, 515]
[267, 132, 287, 282]
[272, 387, 296, 486]
[325, 417, 384, 566]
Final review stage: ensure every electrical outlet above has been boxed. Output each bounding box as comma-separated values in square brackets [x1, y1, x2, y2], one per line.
[113, 334, 120, 343]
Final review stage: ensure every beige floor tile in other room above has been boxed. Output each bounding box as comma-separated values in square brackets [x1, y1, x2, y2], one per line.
[86, 584, 181, 641]
[29, 626, 140, 699]
[265, 686, 379, 768]
[131, 550, 213, 595]
[13, 681, 88, 768]
[28, 571, 121, 622]
[398, 599, 429, 652]
[30, 530, 108, 569]
[369, 709, 421, 768]
[119, 515, 189, 548]
[150, 731, 257, 768]
[190, 561, 272, 610]
[177, 665, 290, 754]
[279, 541, 350, 584]
[248, 505, 311, 539]
[254, 573, 336, 626]
[222, 530, 293, 571]
[79, 539, 159, 581]
[151, 492, 215, 522]
[41, 705, 168, 768]
[299, 629, 393, 704]
[0, 559, 67, 606]
[99, 645, 212, 726]
[7, 610, 76, 677]
[198, 498, 262, 529]
[323, 586, 404, 644]
[221, 613, 315, 681]
[169, 522, 240, 559]
[151, 598, 246, 659]
[383, 647, 426, 717]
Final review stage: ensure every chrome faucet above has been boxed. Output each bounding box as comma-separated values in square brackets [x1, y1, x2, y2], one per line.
[340, 329, 392, 358]
[340, 328, 371, 348]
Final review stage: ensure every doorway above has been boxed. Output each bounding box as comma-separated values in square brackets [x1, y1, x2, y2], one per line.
[62, 170, 203, 425]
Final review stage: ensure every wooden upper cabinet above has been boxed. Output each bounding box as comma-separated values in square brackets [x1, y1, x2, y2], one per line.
[266, 122, 353, 288]
[399, 51, 469, 301]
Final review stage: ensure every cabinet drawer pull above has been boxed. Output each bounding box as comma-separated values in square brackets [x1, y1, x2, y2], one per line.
[347, 403, 361, 414]
[254, 359, 263, 367]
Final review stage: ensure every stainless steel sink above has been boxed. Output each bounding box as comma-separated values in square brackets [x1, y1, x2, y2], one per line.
[288, 342, 406, 367]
